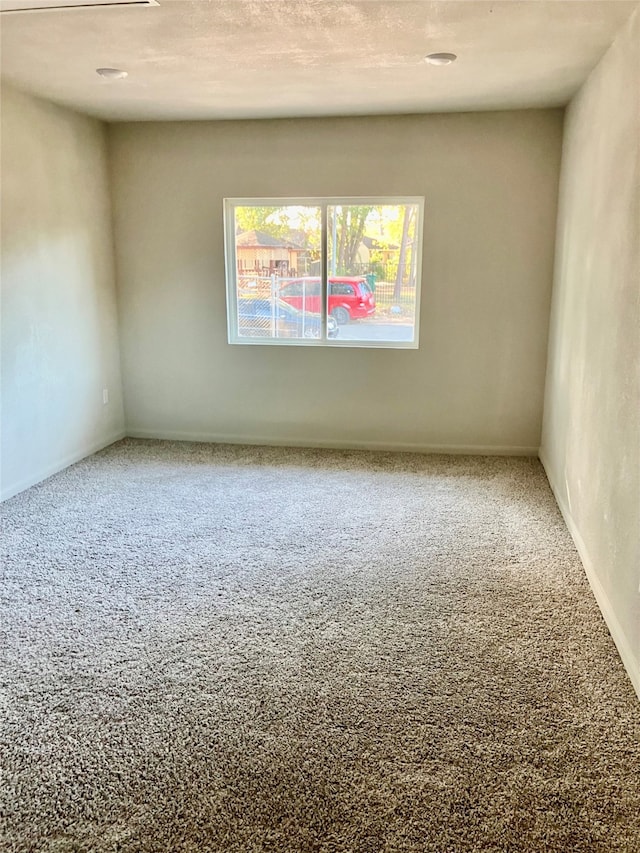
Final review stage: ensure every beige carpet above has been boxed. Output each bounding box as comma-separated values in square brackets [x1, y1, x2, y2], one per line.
[1, 439, 639, 852]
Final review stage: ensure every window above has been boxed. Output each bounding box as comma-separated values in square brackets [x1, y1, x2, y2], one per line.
[224, 197, 424, 348]
[331, 283, 355, 297]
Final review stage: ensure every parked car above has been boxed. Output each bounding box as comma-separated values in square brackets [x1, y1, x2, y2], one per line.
[278, 277, 376, 325]
[237, 297, 339, 339]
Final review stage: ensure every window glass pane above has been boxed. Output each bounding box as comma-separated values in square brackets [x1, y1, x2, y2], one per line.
[226, 198, 422, 347]
[233, 204, 326, 340]
[327, 203, 420, 344]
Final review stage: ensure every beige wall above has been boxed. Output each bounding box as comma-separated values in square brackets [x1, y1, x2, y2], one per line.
[541, 9, 640, 697]
[109, 109, 562, 453]
[1, 85, 124, 500]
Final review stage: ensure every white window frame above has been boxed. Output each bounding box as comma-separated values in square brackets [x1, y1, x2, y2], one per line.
[223, 196, 424, 349]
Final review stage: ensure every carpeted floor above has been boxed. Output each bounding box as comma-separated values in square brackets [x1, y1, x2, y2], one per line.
[1, 439, 639, 853]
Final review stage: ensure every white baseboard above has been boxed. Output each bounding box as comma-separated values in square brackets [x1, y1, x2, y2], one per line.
[125, 428, 539, 457]
[1, 430, 126, 502]
[539, 449, 640, 701]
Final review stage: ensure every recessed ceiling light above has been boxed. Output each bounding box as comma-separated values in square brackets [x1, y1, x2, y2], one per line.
[96, 67, 128, 80]
[424, 52, 457, 66]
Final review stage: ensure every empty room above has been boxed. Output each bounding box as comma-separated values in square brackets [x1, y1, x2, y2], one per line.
[1, 1, 639, 850]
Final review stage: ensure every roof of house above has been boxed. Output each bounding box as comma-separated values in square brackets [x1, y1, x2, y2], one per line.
[362, 235, 399, 251]
[236, 230, 305, 250]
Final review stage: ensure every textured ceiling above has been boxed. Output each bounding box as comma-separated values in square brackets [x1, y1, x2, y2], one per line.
[1, 0, 637, 121]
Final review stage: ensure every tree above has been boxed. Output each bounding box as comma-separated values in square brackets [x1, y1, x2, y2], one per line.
[234, 206, 289, 239]
[332, 205, 374, 273]
[393, 206, 416, 303]
[235, 206, 321, 254]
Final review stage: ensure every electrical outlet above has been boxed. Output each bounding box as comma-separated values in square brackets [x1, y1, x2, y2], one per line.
[102, 388, 109, 405]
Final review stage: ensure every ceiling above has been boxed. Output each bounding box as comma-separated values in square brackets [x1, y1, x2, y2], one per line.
[1, 0, 637, 121]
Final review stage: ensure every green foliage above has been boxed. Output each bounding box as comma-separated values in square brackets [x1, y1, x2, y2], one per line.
[235, 206, 321, 252]
[235, 206, 290, 239]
